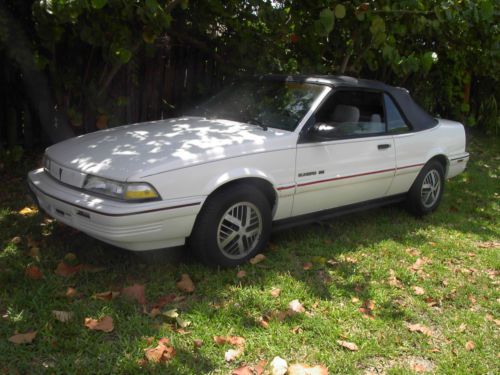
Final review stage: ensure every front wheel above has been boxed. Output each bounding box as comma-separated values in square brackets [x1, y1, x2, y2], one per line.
[190, 184, 272, 267]
[406, 160, 445, 216]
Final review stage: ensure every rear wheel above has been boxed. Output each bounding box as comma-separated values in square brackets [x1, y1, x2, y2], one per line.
[190, 184, 272, 267]
[406, 160, 445, 216]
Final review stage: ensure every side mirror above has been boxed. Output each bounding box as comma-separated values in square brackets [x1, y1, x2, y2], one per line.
[311, 122, 335, 133]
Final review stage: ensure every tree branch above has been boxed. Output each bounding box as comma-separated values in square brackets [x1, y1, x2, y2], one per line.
[165, 0, 183, 13]
[98, 40, 142, 97]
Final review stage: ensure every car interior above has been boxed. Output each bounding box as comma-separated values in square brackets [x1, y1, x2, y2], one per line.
[315, 90, 387, 138]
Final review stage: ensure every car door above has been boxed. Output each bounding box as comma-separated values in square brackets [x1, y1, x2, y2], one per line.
[292, 89, 396, 216]
[382, 92, 427, 196]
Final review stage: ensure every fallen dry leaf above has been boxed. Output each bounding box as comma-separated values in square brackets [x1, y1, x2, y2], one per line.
[388, 269, 403, 288]
[153, 293, 180, 309]
[465, 341, 475, 351]
[225, 348, 243, 362]
[270, 288, 281, 298]
[175, 316, 191, 328]
[476, 240, 500, 249]
[121, 284, 146, 304]
[25, 265, 43, 280]
[237, 270, 247, 279]
[413, 286, 426, 295]
[163, 308, 179, 318]
[458, 323, 467, 332]
[288, 363, 329, 375]
[144, 338, 176, 363]
[174, 327, 190, 335]
[148, 307, 161, 319]
[359, 300, 375, 319]
[54, 261, 83, 277]
[288, 299, 305, 314]
[232, 366, 252, 375]
[270, 356, 288, 375]
[258, 316, 269, 329]
[65, 287, 79, 298]
[409, 257, 429, 272]
[93, 291, 120, 301]
[425, 297, 439, 307]
[406, 323, 433, 337]
[485, 314, 500, 326]
[213, 335, 246, 347]
[176, 273, 195, 293]
[303, 262, 313, 270]
[363, 300, 375, 310]
[84, 316, 114, 332]
[337, 340, 358, 351]
[406, 247, 421, 256]
[249, 254, 266, 265]
[214, 336, 227, 345]
[18, 206, 37, 216]
[326, 259, 339, 267]
[10, 236, 22, 244]
[274, 310, 290, 322]
[193, 339, 203, 349]
[343, 256, 358, 264]
[52, 310, 73, 323]
[8, 331, 37, 344]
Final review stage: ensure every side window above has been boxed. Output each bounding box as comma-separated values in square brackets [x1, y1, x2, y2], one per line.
[314, 90, 386, 139]
[384, 94, 410, 133]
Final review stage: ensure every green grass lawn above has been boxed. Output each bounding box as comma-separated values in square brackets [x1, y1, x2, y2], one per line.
[0, 134, 498, 374]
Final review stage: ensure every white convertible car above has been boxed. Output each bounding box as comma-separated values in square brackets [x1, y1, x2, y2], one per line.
[28, 75, 469, 266]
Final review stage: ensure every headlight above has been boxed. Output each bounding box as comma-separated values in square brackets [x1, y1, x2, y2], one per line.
[83, 175, 160, 202]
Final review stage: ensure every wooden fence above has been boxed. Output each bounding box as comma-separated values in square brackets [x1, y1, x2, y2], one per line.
[0, 41, 227, 150]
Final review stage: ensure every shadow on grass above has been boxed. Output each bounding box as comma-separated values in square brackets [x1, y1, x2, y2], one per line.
[1, 134, 498, 372]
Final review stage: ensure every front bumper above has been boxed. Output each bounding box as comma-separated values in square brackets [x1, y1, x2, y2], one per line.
[28, 169, 204, 251]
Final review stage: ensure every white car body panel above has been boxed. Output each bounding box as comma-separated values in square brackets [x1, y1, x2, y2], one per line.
[388, 119, 468, 196]
[45, 117, 295, 183]
[293, 135, 395, 216]
[27, 80, 469, 252]
[28, 169, 203, 249]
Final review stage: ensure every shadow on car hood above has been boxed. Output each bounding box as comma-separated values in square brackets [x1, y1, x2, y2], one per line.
[46, 117, 296, 181]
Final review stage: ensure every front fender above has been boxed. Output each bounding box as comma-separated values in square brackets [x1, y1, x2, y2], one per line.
[203, 167, 277, 196]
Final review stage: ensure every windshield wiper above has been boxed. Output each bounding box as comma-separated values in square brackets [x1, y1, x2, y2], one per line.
[246, 118, 268, 131]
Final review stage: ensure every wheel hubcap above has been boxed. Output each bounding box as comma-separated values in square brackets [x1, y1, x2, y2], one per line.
[217, 202, 263, 259]
[420, 169, 441, 208]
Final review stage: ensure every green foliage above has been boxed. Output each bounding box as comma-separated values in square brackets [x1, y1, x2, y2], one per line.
[0, 0, 498, 135]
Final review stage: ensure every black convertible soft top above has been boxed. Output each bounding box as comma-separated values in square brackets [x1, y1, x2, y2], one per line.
[258, 75, 437, 131]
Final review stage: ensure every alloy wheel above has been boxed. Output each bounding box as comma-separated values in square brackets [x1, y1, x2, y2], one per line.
[216, 202, 263, 259]
[420, 169, 441, 208]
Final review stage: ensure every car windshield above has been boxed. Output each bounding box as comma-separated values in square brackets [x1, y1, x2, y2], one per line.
[188, 81, 326, 131]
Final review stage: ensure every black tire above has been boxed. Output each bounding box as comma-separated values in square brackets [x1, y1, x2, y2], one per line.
[406, 160, 445, 216]
[190, 184, 272, 267]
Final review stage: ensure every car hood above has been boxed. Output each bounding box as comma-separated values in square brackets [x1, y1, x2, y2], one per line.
[46, 117, 296, 181]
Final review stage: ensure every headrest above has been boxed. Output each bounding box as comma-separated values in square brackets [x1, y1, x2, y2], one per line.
[331, 104, 360, 123]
